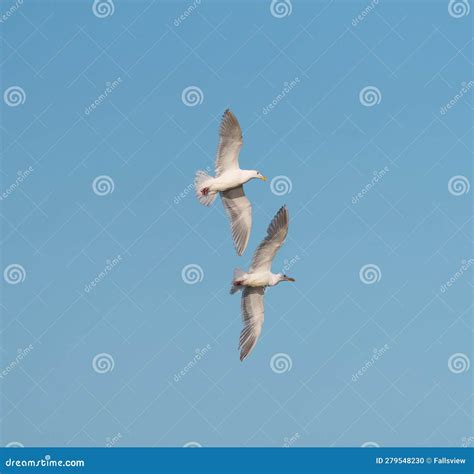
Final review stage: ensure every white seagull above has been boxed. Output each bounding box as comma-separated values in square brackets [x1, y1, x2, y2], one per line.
[230, 206, 295, 361]
[194, 109, 267, 256]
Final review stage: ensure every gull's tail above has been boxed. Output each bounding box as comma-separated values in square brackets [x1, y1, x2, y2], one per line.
[195, 170, 217, 206]
[230, 268, 246, 295]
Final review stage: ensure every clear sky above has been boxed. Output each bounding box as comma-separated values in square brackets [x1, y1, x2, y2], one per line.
[1, 0, 472, 447]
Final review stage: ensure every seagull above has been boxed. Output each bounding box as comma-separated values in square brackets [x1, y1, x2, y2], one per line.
[230, 206, 295, 361]
[194, 109, 267, 256]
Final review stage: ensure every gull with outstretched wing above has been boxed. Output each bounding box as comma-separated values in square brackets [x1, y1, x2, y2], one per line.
[194, 109, 267, 256]
[230, 206, 296, 361]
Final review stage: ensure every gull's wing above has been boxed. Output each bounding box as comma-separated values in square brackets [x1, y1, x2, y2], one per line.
[215, 109, 243, 176]
[239, 287, 265, 361]
[250, 206, 289, 272]
[221, 186, 252, 256]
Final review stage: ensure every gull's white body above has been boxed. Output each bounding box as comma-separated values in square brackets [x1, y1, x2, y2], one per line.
[194, 109, 266, 256]
[201, 170, 257, 194]
[231, 206, 295, 361]
[234, 271, 281, 288]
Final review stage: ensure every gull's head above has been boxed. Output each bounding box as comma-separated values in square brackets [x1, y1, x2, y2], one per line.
[278, 273, 296, 284]
[251, 170, 267, 182]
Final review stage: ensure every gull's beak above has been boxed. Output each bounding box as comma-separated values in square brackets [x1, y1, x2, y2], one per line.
[285, 276, 295, 282]
[260, 176, 267, 181]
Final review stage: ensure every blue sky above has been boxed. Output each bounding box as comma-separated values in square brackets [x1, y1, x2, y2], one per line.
[0, 0, 472, 447]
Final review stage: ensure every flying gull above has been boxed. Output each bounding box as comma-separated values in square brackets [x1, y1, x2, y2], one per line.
[230, 206, 295, 361]
[194, 109, 267, 256]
